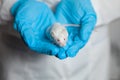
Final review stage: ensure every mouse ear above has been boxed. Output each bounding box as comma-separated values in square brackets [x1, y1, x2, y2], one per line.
[51, 32, 55, 37]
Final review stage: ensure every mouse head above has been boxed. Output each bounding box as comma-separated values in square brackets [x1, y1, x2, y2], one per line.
[50, 23, 68, 47]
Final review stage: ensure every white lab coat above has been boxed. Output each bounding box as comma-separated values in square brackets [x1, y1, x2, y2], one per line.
[0, 0, 120, 80]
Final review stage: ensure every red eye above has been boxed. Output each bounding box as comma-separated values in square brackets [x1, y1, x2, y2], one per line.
[57, 39, 60, 42]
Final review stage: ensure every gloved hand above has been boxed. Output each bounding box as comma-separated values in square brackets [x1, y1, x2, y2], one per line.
[10, 0, 62, 56]
[55, 0, 97, 57]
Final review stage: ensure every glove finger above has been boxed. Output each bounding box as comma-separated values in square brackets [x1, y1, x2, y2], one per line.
[55, 0, 74, 24]
[79, 0, 97, 41]
[80, 14, 97, 42]
[66, 40, 85, 57]
[56, 48, 67, 60]
[21, 29, 59, 56]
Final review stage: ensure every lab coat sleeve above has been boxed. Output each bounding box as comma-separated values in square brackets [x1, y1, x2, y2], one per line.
[0, 0, 17, 24]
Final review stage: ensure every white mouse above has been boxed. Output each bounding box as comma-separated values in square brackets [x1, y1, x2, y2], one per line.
[50, 23, 68, 47]
[48, 23, 80, 47]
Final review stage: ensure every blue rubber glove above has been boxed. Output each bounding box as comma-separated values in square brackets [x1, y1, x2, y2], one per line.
[10, 0, 61, 56]
[55, 0, 97, 57]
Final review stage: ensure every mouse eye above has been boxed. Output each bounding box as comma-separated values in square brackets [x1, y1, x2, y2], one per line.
[57, 39, 60, 42]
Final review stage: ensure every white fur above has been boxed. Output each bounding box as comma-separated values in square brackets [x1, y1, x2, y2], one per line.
[50, 23, 68, 47]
